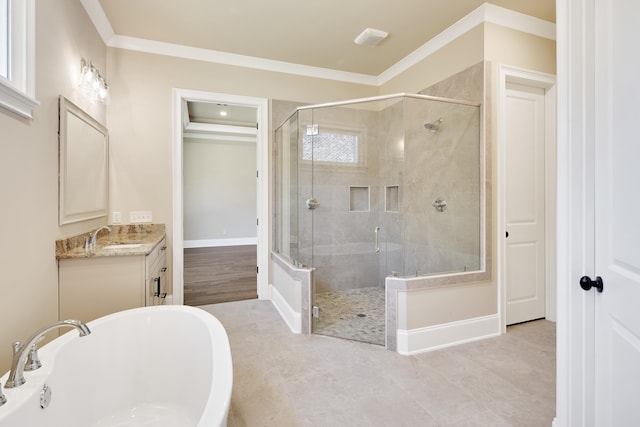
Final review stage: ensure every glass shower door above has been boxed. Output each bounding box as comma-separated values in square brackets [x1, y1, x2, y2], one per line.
[307, 102, 388, 346]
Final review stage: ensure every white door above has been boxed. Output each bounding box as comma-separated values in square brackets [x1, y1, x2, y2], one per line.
[592, 0, 640, 423]
[504, 83, 546, 325]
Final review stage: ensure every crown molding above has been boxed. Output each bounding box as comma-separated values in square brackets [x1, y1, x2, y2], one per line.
[109, 35, 379, 86]
[81, 1, 555, 88]
[80, 0, 115, 44]
[376, 3, 555, 85]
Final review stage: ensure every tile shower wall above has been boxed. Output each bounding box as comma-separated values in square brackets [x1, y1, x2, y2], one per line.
[412, 61, 485, 275]
[378, 63, 484, 278]
[400, 97, 481, 275]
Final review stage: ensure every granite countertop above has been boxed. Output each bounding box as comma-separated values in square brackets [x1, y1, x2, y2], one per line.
[56, 224, 166, 260]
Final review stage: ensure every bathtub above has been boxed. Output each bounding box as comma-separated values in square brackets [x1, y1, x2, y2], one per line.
[0, 305, 232, 426]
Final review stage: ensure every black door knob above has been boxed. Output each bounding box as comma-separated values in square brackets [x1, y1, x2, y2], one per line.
[580, 276, 604, 293]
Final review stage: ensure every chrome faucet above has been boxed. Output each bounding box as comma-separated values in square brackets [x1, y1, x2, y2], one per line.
[4, 319, 91, 389]
[90, 225, 111, 248]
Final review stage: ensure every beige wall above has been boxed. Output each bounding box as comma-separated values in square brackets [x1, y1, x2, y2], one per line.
[183, 137, 257, 241]
[0, 1, 107, 373]
[379, 25, 485, 95]
[484, 23, 557, 75]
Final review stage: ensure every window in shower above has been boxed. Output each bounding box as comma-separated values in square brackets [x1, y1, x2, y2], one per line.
[302, 129, 359, 164]
[349, 186, 370, 212]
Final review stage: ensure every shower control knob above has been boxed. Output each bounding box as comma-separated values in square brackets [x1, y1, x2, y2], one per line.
[432, 198, 447, 212]
[579, 275, 604, 293]
[306, 197, 320, 210]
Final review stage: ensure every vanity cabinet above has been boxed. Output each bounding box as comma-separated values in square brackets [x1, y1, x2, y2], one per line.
[59, 238, 167, 323]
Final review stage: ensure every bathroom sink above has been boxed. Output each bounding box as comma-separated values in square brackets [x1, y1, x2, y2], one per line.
[102, 243, 142, 249]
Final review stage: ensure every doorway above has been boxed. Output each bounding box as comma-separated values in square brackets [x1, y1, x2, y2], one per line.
[183, 101, 258, 305]
[498, 66, 557, 330]
[172, 89, 269, 306]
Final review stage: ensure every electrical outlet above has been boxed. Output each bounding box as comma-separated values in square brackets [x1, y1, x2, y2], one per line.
[130, 211, 152, 223]
[112, 211, 121, 224]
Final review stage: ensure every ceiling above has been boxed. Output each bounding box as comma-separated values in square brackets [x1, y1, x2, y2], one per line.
[91, 1, 555, 129]
[95, 0, 555, 77]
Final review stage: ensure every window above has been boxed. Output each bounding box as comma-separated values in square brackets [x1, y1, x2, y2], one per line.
[0, 0, 38, 119]
[302, 130, 359, 164]
[1, 0, 8, 79]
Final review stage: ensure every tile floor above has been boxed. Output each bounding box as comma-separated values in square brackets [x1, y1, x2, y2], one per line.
[200, 300, 556, 427]
[314, 286, 385, 346]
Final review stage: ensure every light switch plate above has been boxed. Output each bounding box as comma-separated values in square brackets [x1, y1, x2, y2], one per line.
[130, 211, 152, 223]
[112, 211, 121, 223]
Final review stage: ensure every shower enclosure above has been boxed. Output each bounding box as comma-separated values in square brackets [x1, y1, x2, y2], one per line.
[273, 93, 482, 346]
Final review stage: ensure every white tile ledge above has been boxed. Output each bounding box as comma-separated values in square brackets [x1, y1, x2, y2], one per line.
[386, 269, 491, 292]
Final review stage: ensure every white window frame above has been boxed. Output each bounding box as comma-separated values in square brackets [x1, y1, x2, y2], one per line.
[0, 0, 38, 119]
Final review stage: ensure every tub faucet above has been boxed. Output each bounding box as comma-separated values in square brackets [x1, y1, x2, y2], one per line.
[4, 319, 91, 389]
[90, 225, 111, 248]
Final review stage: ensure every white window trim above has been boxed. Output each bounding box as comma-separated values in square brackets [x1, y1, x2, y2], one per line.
[0, 0, 38, 119]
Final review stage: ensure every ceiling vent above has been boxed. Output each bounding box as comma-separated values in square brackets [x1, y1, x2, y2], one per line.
[354, 28, 388, 47]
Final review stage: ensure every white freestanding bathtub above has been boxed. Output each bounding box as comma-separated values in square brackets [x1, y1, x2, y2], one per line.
[0, 305, 232, 426]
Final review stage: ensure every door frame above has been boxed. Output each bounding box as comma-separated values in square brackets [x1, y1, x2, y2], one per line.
[555, 0, 618, 424]
[172, 88, 269, 304]
[497, 65, 557, 332]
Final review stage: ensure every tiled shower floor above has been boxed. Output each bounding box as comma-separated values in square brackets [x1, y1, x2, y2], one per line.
[314, 286, 385, 346]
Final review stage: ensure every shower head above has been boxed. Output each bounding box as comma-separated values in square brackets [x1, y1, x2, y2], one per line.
[424, 118, 443, 133]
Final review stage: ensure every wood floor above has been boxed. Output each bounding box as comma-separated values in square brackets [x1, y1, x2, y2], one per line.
[184, 245, 257, 306]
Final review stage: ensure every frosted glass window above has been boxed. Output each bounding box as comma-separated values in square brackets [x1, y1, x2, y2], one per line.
[0, 0, 7, 79]
[302, 131, 358, 164]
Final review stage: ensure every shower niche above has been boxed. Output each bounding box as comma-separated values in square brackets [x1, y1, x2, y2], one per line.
[349, 186, 370, 212]
[273, 93, 488, 349]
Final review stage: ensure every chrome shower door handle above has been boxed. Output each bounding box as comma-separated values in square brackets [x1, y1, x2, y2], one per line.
[374, 226, 380, 253]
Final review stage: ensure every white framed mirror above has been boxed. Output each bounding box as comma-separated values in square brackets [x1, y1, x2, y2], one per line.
[58, 96, 108, 225]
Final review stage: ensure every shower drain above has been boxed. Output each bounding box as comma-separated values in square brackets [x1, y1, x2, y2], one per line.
[357, 313, 367, 318]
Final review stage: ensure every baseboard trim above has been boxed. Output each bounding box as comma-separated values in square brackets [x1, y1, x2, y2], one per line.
[270, 284, 301, 334]
[184, 238, 257, 248]
[397, 314, 500, 355]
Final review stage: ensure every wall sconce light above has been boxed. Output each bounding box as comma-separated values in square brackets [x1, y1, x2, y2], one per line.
[79, 59, 109, 103]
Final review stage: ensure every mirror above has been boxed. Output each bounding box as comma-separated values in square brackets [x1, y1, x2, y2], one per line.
[58, 96, 108, 225]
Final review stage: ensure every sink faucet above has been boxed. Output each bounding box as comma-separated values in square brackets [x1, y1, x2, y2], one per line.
[4, 319, 91, 389]
[90, 225, 111, 248]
